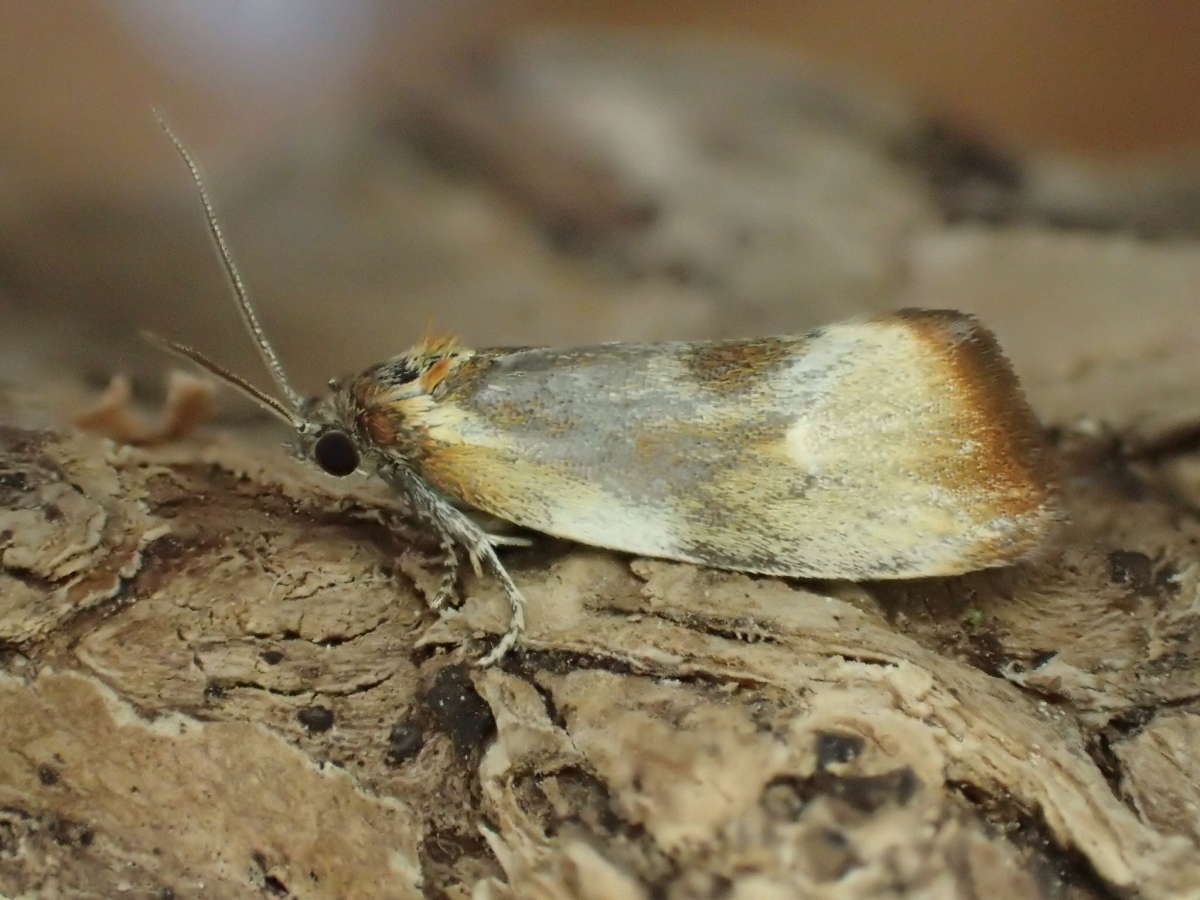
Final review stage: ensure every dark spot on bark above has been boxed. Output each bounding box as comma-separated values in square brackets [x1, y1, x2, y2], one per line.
[1107, 550, 1153, 595]
[0, 471, 29, 491]
[385, 721, 424, 766]
[825, 767, 919, 813]
[816, 732, 864, 767]
[50, 818, 93, 848]
[143, 534, 189, 565]
[422, 664, 495, 753]
[1156, 563, 1182, 595]
[252, 850, 289, 895]
[952, 779, 1120, 895]
[1031, 650, 1057, 669]
[761, 775, 816, 820]
[1091, 440, 1152, 500]
[421, 826, 492, 868]
[297, 706, 335, 733]
[1128, 421, 1200, 460]
[544, 766, 624, 835]
[963, 628, 1009, 676]
[1088, 706, 1157, 804]
[37, 764, 59, 786]
[260, 650, 285, 665]
[766, 767, 920, 819]
[42, 504, 62, 522]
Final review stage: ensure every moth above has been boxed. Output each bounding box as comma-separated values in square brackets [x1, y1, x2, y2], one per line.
[148, 117, 1060, 665]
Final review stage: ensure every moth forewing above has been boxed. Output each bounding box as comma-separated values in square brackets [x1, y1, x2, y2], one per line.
[356, 309, 1058, 582]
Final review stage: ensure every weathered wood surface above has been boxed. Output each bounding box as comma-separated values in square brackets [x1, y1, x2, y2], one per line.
[2, 35, 1200, 900]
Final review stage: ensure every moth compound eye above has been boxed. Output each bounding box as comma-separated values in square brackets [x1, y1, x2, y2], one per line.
[313, 430, 359, 477]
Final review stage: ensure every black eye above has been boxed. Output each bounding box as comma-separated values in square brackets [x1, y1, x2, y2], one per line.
[313, 430, 359, 477]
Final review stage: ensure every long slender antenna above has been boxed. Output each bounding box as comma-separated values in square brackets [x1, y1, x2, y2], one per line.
[151, 108, 305, 412]
[142, 331, 300, 428]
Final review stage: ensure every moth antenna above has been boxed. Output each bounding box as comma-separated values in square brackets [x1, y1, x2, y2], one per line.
[151, 107, 306, 412]
[141, 330, 301, 428]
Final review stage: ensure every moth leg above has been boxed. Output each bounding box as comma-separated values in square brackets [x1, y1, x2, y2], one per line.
[464, 532, 527, 667]
[486, 532, 534, 548]
[387, 466, 527, 664]
[378, 507, 459, 613]
[430, 531, 460, 613]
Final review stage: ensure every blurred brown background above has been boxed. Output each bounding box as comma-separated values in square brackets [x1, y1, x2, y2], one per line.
[527, 0, 1200, 158]
[2, 0, 1199, 429]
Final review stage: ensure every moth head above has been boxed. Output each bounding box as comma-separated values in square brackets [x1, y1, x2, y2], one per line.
[144, 110, 367, 479]
[288, 389, 361, 478]
[295, 420, 361, 478]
